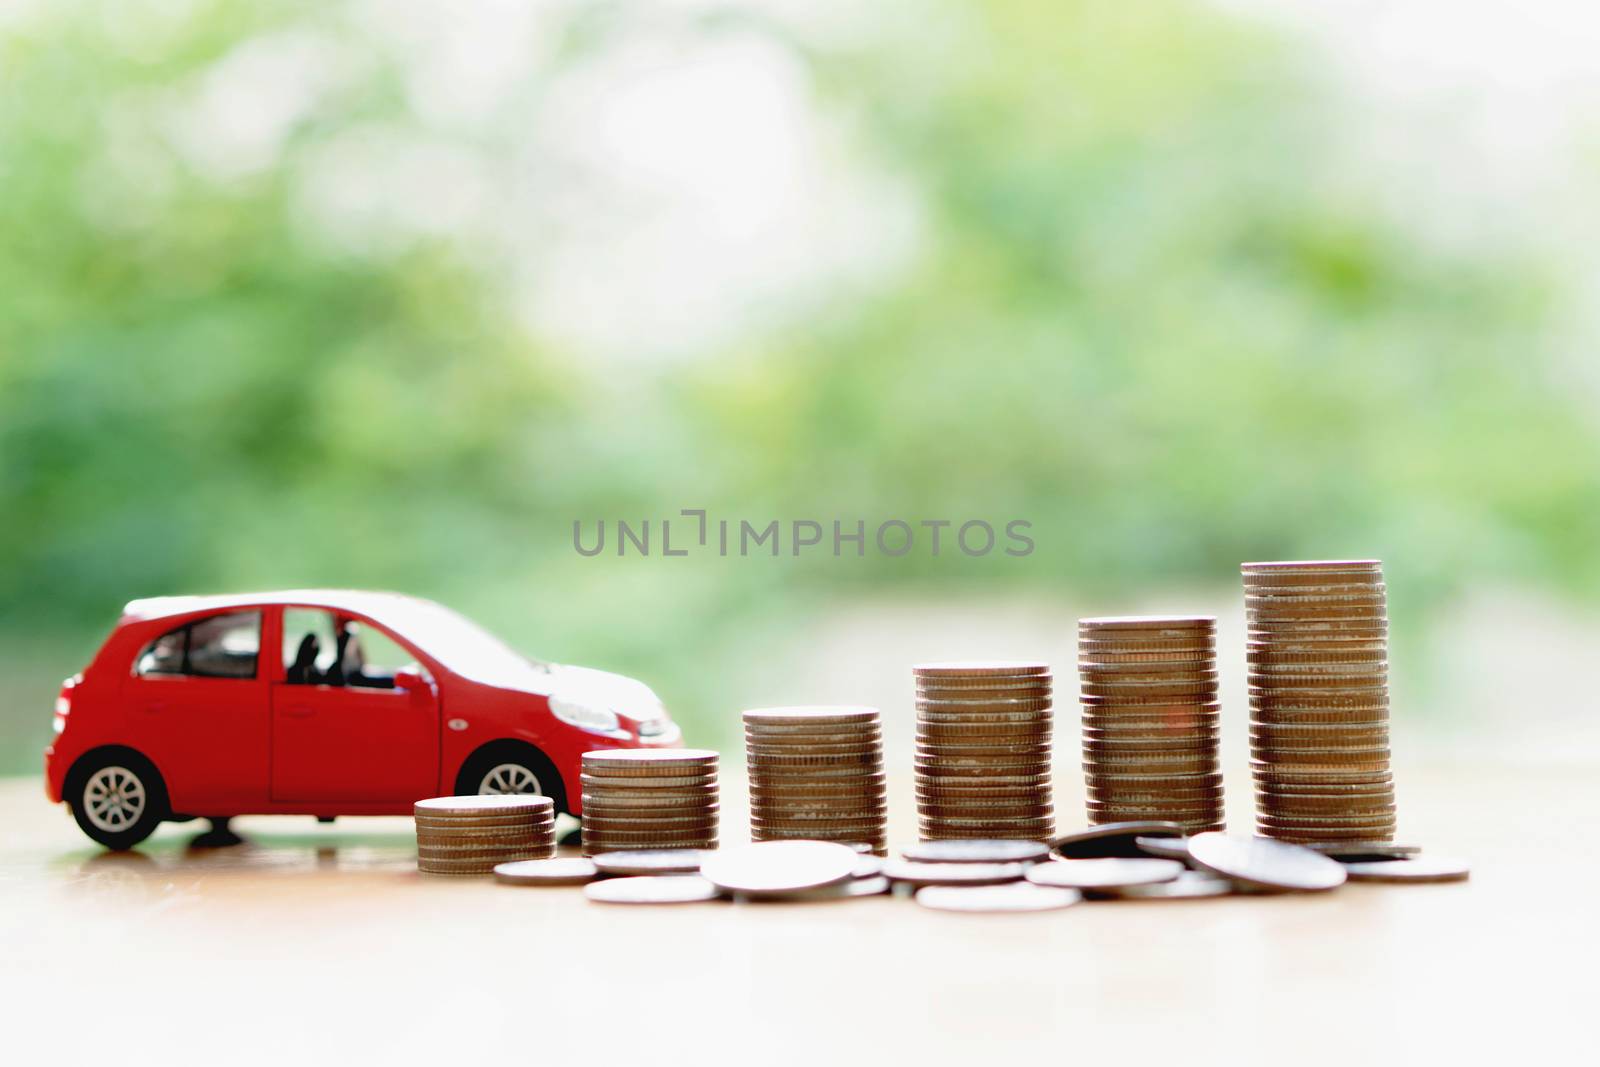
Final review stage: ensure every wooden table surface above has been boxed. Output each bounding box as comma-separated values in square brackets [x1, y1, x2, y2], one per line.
[0, 764, 1589, 1065]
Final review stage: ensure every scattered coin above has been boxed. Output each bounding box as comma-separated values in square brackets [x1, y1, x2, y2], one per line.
[915, 883, 1083, 913]
[900, 839, 1050, 864]
[1052, 822, 1185, 859]
[493, 858, 599, 886]
[735, 876, 892, 902]
[1303, 841, 1421, 859]
[883, 860, 1027, 887]
[1134, 836, 1192, 861]
[1090, 869, 1234, 900]
[700, 840, 859, 896]
[1340, 856, 1470, 883]
[583, 875, 723, 904]
[591, 850, 706, 876]
[1186, 832, 1347, 892]
[1025, 858, 1185, 889]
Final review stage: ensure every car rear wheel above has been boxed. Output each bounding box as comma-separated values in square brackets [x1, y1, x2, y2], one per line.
[455, 743, 569, 816]
[69, 752, 167, 850]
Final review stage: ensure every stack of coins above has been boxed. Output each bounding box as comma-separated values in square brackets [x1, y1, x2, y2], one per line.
[1077, 616, 1224, 833]
[579, 749, 720, 856]
[1242, 560, 1396, 844]
[745, 707, 887, 856]
[414, 795, 555, 875]
[913, 662, 1054, 841]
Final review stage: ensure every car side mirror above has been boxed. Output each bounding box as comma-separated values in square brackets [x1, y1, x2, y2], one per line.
[394, 668, 432, 701]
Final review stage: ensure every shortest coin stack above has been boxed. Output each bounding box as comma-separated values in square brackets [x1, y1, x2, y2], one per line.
[414, 795, 556, 876]
[580, 749, 720, 856]
[745, 706, 887, 856]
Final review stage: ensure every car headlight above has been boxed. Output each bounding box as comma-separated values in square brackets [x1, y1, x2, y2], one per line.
[549, 695, 625, 736]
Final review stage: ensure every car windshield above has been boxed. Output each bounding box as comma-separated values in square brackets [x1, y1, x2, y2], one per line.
[381, 600, 550, 687]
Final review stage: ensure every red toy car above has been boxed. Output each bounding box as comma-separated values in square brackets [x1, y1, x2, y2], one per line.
[44, 590, 682, 849]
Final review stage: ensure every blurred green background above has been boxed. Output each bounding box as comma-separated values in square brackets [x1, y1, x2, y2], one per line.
[4, 0, 1599, 774]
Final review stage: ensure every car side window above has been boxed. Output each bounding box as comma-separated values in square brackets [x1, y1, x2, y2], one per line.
[135, 611, 261, 679]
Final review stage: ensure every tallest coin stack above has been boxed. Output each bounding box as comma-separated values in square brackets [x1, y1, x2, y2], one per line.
[1243, 560, 1397, 844]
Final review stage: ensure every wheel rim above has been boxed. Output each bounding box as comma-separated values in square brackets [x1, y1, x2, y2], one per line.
[478, 763, 543, 796]
[84, 766, 147, 833]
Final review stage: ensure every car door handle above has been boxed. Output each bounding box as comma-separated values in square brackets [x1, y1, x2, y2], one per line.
[282, 705, 315, 719]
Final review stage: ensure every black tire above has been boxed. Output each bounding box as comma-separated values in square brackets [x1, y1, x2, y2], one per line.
[454, 742, 569, 816]
[67, 749, 168, 851]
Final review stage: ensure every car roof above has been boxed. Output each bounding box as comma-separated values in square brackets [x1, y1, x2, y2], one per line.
[121, 590, 438, 623]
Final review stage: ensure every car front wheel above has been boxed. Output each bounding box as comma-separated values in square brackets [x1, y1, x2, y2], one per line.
[455, 743, 568, 816]
[70, 753, 166, 850]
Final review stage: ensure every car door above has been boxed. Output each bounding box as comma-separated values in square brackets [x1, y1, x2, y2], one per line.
[123, 609, 271, 813]
[269, 607, 440, 804]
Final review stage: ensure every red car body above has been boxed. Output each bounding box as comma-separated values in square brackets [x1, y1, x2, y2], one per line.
[45, 590, 681, 847]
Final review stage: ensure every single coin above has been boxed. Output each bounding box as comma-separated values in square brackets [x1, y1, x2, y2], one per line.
[1080, 614, 1215, 630]
[883, 860, 1027, 886]
[916, 699, 1054, 714]
[1339, 856, 1469, 882]
[584, 875, 722, 904]
[913, 661, 1051, 678]
[915, 883, 1081, 913]
[413, 824, 555, 840]
[920, 817, 1057, 834]
[591, 849, 707, 875]
[493, 858, 598, 885]
[743, 706, 880, 725]
[1135, 835, 1191, 860]
[918, 805, 1053, 822]
[416, 844, 554, 861]
[733, 875, 893, 902]
[1093, 869, 1235, 900]
[1259, 825, 1395, 842]
[699, 840, 859, 895]
[581, 794, 719, 812]
[916, 679, 1054, 695]
[413, 814, 555, 830]
[582, 748, 718, 768]
[1303, 841, 1420, 859]
[900, 839, 1050, 864]
[582, 777, 720, 793]
[1026, 857, 1184, 889]
[1051, 822, 1185, 859]
[414, 834, 556, 850]
[1186, 832, 1348, 891]
[415, 795, 554, 817]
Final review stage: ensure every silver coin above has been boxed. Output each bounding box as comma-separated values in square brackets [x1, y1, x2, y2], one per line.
[1135, 835, 1192, 860]
[915, 883, 1083, 913]
[1025, 857, 1185, 889]
[1303, 841, 1421, 859]
[492, 858, 598, 886]
[883, 860, 1027, 887]
[900, 839, 1050, 864]
[591, 849, 706, 876]
[583, 875, 722, 904]
[700, 840, 858, 895]
[852, 855, 885, 878]
[1092, 869, 1234, 900]
[734, 875, 891, 902]
[1186, 832, 1347, 892]
[1052, 822, 1186, 859]
[1340, 856, 1470, 883]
